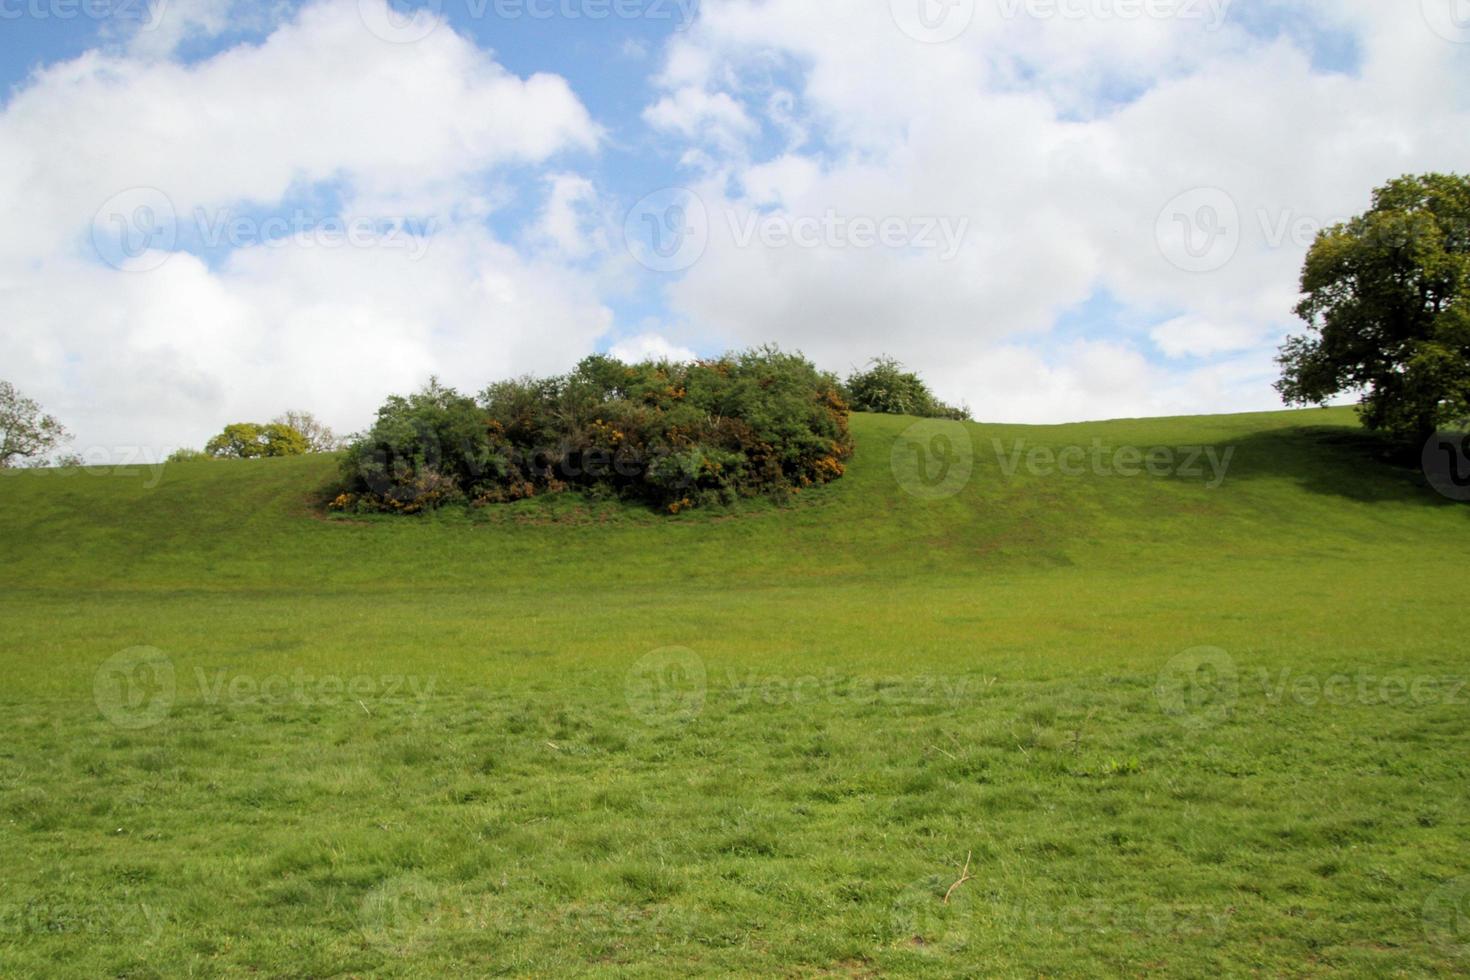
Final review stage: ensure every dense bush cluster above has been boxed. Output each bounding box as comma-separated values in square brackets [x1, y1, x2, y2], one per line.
[843, 357, 970, 421]
[333, 347, 853, 514]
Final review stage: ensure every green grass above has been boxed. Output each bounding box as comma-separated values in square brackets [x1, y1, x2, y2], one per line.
[1, 407, 1468, 976]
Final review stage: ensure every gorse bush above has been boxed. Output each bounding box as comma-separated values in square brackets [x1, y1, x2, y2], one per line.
[843, 357, 969, 420]
[335, 347, 853, 514]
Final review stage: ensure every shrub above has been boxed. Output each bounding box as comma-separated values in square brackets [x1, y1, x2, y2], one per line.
[843, 357, 969, 420]
[335, 348, 853, 514]
[167, 448, 211, 464]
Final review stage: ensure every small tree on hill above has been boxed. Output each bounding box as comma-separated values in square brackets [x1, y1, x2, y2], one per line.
[273, 410, 342, 453]
[0, 380, 70, 468]
[205, 422, 309, 459]
[843, 357, 970, 421]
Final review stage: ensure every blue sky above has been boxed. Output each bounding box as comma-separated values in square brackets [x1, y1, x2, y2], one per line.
[0, 0, 1466, 455]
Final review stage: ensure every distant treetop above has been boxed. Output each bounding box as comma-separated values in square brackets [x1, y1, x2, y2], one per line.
[842, 357, 970, 421]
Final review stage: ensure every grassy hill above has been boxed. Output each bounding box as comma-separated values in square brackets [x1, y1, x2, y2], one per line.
[1, 407, 1467, 976]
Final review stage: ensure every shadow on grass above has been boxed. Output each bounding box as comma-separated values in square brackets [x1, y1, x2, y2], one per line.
[1221, 424, 1469, 511]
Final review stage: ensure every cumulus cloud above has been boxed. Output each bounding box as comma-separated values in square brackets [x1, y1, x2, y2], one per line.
[0, 0, 607, 457]
[607, 333, 699, 363]
[641, 0, 1470, 421]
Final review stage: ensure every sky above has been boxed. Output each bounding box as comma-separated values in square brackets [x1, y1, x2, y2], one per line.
[1, 0, 1469, 460]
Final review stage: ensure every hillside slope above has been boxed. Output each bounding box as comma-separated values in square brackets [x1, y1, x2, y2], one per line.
[0, 407, 1460, 593]
[0, 407, 1467, 976]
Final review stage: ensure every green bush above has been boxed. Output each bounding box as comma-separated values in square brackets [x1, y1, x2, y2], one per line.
[334, 348, 853, 515]
[166, 448, 211, 464]
[843, 357, 969, 420]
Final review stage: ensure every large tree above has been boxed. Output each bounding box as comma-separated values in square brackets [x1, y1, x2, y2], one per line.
[1277, 173, 1470, 442]
[0, 380, 69, 468]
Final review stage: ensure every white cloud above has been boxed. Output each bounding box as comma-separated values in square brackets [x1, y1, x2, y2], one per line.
[0, 0, 608, 457]
[643, 86, 757, 153]
[532, 174, 604, 259]
[643, 0, 1470, 422]
[608, 333, 699, 364]
[123, 0, 274, 58]
[1150, 314, 1272, 359]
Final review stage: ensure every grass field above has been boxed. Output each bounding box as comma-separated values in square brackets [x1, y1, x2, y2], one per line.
[1, 406, 1468, 976]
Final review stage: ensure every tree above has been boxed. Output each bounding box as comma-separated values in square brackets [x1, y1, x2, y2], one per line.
[843, 357, 970, 421]
[205, 422, 309, 459]
[1277, 173, 1470, 443]
[273, 410, 342, 453]
[0, 380, 70, 468]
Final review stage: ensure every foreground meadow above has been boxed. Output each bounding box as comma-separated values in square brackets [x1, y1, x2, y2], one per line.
[1, 407, 1467, 976]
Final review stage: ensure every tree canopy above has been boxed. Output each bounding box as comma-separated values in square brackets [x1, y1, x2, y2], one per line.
[273, 410, 342, 453]
[205, 422, 310, 459]
[1277, 173, 1470, 442]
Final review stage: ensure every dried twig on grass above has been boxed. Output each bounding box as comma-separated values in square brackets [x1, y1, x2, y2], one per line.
[943, 851, 974, 905]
